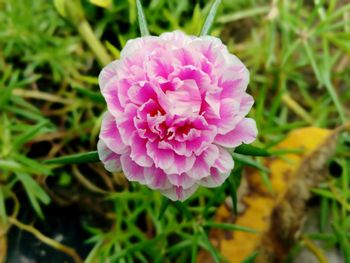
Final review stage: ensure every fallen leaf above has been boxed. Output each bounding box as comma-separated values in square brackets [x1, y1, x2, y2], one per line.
[199, 126, 345, 263]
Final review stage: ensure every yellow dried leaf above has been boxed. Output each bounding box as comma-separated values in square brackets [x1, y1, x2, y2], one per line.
[201, 127, 342, 263]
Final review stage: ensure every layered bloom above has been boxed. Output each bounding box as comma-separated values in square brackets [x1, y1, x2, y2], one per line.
[98, 30, 257, 201]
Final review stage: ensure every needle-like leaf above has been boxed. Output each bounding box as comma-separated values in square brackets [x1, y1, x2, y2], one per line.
[200, 0, 221, 36]
[136, 0, 150, 36]
[44, 151, 100, 165]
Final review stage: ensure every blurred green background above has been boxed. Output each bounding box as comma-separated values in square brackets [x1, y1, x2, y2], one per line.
[0, 0, 349, 262]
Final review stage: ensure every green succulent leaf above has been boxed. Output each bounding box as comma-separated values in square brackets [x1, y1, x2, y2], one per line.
[234, 144, 271, 157]
[44, 151, 100, 165]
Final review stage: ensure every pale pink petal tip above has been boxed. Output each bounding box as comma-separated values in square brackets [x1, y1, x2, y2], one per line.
[97, 140, 122, 173]
[97, 30, 257, 201]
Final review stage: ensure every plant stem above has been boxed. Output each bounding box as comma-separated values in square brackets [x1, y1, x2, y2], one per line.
[9, 217, 83, 263]
[282, 94, 313, 124]
[77, 20, 112, 66]
[302, 235, 329, 263]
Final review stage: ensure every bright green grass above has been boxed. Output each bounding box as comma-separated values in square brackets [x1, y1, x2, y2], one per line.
[0, 0, 349, 262]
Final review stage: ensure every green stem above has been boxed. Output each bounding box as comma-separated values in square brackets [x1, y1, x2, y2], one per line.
[77, 20, 112, 66]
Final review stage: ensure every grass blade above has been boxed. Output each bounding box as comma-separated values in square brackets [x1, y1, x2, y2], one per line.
[234, 144, 270, 157]
[136, 0, 150, 36]
[303, 40, 345, 122]
[158, 197, 170, 220]
[173, 201, 191, 220]
[242, 251, 259, 263]
[44, 151, 100, 165]
[320, 197, 329, 232]
[204, 221, 257, 233]
[73, 85, 105, 103]
[199, 228, 220, 263]
[200, 0, 221, 36]
[227, 166, 242, 214]
[232, 153, 269, 173]
[17, 172, 50, 218]
[191, 234, 199, 263]
[218, 6, 269, 24]
[0, 187, 7, 223]
[332, 223, 350, 263]
[12, 121, 49, 150]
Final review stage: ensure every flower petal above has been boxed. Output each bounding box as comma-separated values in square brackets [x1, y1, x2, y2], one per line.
[100, 77, 124, 117]
[164, 154, 196, 174]
[99, 112, 128, 154]
[130, 133, 153, 167]
[214, 118, 257, 148]
[167, 173, 197, 189]
[97, 139, 122, 172]
[165, 79, 202, 115]
[120, 154, 146, 184]
[117, 104, 138, 145]
[200, 147, 233, 187]
[160, 184, 198, 201]
[160, 30, 193, 47]
[187, 144, 219, 179]
[146, 141, 174, 170]
[99, 60, 120, 90]
[200, 167, 229, 188]
[207, 98, 240, 134]
[214, 146, 234, 173]
[143, 166, 171, 189]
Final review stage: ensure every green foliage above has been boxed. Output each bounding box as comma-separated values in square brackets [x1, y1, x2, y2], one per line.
[44, 151, 99, 165]
[1, 0, 350, 261]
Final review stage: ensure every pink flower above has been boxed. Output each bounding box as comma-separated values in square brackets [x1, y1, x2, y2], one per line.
[98, 30, 257, 201]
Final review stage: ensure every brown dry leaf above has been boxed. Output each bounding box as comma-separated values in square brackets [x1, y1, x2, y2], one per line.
[199, 127, 343, 263]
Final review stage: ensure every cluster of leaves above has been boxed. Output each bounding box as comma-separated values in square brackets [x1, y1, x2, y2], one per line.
[1, 0, 349, 262]
[228, 0, 350, 261]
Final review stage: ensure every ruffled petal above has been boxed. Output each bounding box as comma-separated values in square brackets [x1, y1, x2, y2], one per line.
[167, 173, 197, 189]
[99, 112, 128, 154]
[214, 118, 257, 148]
[143, 167, 171, 190]
[160, 184, 198, 201]
[117, 104, 138, 145]
[200, 147, 233, 187]
[165, 79, 202, 115]
[207, 98, 240, 134]
[146, 141, 174, 170]
[187, 144, 219, 179]
[120, 154, 146, 184]
[99, 60, 120, 90]
[97, 139, 122, 172]
[160, 30, 194, 47]
[100, 77, 124, 118]
[164, 154, 196, 174]
[130, 133, 153, 167]
[200, 167, 229, 188]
